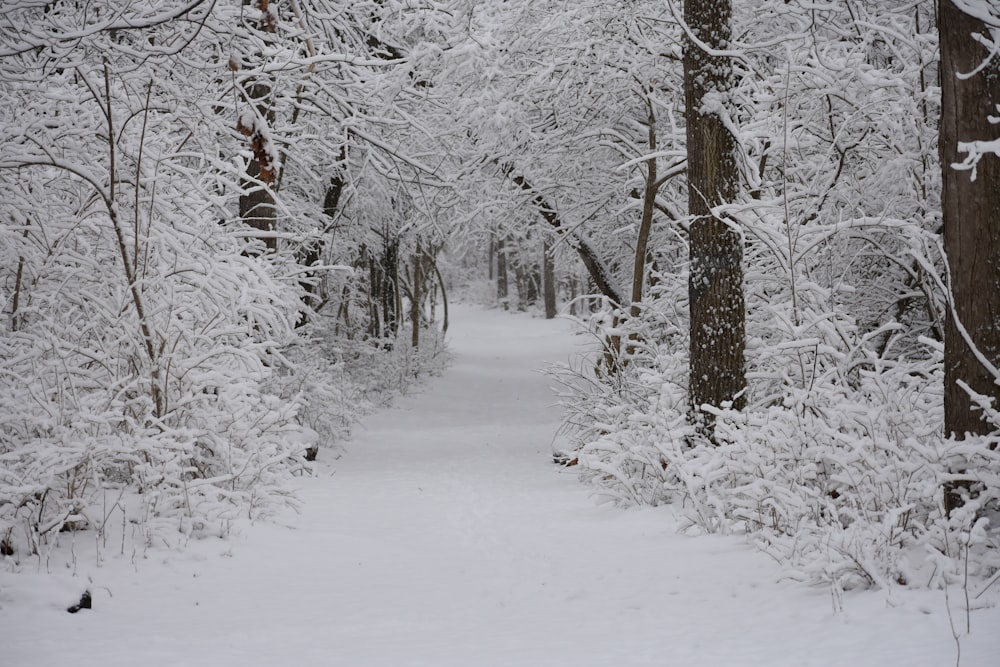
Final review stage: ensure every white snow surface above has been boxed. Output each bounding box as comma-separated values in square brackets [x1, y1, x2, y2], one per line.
[2, 305, 998, 667]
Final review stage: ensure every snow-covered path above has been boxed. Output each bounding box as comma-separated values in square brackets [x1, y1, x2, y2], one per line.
[3, 305, 998, 666]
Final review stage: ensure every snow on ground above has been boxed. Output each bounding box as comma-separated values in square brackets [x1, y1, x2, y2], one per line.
[2, 304, 998, 667]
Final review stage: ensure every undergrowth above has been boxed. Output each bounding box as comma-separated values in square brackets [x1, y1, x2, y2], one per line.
[552, 298, 1000, 596]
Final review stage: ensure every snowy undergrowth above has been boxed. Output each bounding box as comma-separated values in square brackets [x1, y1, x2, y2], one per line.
[0, 328, 446, 572]
[0, 200, 447, 573]
[554, 295, 1000, 598]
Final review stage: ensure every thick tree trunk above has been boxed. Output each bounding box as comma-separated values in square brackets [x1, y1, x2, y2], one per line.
[940, 2, 1000, 443]
[543, 235, 557, 319]
[684, 0, 746, 437]
[239, 1, 278, 253]
[240, 157, 277, 253]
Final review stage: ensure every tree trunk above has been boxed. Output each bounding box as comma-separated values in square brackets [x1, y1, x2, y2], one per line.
[240, 157, 277, 253]
[543, 234, 557, 319]
[488, 232, 495, 281]
[684, 0, 746, 437]
[631, 96, 658, 320]
[938, 2, 1000, 512]
[940, 1, 1000, 438]
[429, 253, 449, 336]
[411, 239, 421, 350]
[496, 235, 509, 308]
[238, 1, 278, 253]
[381, 235, 398, 339]
[367, 246, 382, 338]
[569, 276, 578, 316]
[297, 172, 345, 326]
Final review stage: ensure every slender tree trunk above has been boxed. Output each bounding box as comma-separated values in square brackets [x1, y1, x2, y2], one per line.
[384, 237, 398, 337]
[569, 276, 578, 316]
[297, 172, 345, 326]
[429, 254, 449, 336]
[488, 232, 495, 281]
[496, 235, 509, 307]
[543, 234, 557, 319]
[525, 258, 540, 308]
[631, 96, 658, 320]
[684, 0, 746, 437]
[367, 246, 382, 338]
[411, 239, 421, 350]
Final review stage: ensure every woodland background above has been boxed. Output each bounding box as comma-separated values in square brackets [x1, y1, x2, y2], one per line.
[1, 0, 999, 596]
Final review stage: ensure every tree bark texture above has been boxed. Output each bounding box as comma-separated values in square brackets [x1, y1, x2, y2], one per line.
[488, 233, 495, 281]
[496, 235, 509, 305]
[238, 1, 279, 253]
[631, 97, 658, 320]
[939, 2, 1000, 439]
[684, 0, 746, 433]
[238, 2, 279, 252]
[239, 145, 277, 252]
[381, 237, 399, 338]
[543, 234, 557, 319]
[411, 240, 421, 350]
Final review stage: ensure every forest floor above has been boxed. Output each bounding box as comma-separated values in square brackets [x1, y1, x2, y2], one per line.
[2, 304, 999, 667]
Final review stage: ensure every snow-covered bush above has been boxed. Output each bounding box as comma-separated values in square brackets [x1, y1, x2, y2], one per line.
[0, 172, 309, 552]
[550, 294, 692, 507]
[690, 344, 999, 590]
[557, 290, 1000, 591]
[0, 0, 458, 567]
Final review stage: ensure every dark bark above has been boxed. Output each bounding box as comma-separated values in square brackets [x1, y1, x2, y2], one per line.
[543, 234, 557, 319]
[940, 2, 1000, 442]
[381, 237, 399, 337]
[238, 1, 278, 253]
[367, 247, 380, 337]
[631, 97, 658, 320]
[239, 159, 276, 253]
[296, 172, 345, 326]
[366, 236, 398, 340]
[430, 254, 449, 336]
[684, 0, 746, 436]
[496, 235, 509, 306]
[488, 232, 495, 280]
[411, 239, 421, 350]
[569, 276, 579, 316]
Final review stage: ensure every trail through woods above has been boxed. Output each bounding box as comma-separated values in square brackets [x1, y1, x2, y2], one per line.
[2, 305, 999, 666]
